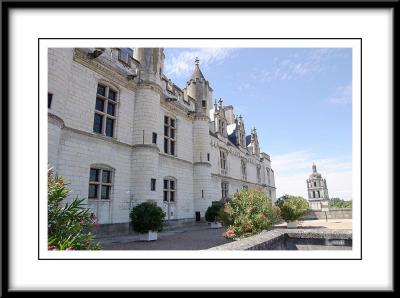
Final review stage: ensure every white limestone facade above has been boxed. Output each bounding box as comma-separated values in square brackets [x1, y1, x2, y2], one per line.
[47, 48, 277, 226]
[306, 164, 330, 211]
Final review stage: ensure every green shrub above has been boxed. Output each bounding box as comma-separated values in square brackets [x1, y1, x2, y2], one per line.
[219, 189, 281, 238]
[205, 203, 223, 223]
[275, 195, 309, 223]
[329, 198, 352, 209]
[48, 168, 101, 250]
[130, 201, 166, 233]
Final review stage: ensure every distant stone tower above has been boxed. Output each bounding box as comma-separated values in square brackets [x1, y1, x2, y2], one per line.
[306, 163, 329, 210]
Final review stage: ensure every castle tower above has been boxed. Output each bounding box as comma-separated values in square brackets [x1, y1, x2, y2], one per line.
[187, 58, 214, 219]
[306, 163, 330, 210]
[131, 48, 164, 206]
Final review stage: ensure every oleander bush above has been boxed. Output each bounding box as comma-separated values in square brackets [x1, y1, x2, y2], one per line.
[219, 189, 281, 239]
[130, 201, 166, 234]
[48, 168, 101, 250]
[275, 195, 309, 223]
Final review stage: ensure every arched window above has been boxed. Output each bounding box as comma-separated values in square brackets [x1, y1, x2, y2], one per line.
[88, 165, 114, 200]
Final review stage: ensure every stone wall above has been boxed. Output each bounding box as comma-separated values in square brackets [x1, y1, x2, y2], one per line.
[209, 229, 352, 250]
[303, 208, 352, 220]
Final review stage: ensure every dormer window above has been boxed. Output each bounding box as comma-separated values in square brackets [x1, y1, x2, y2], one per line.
[118, 48, 133, 65]
[167, 80, 174, 92]
[218, 120, 225, 136]
[257, 166, 261, 184]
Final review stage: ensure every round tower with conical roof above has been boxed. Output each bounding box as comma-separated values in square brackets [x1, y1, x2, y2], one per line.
[130, 48, 164, 206]
[306, 163, 330, 210]
[186, 58, 214, 218]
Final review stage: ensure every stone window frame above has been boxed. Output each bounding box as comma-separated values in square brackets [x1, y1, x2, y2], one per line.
[164, 115, 177, 156]
[221, 181, 229, 200]
[88, 165, 114, 201]
[256, 165, 261, 184]
[163, 176, 177, 203]
[219, 148, 228, 175]
[218, 119, 226, 136]
[152, 132, 157, 145]
[151, 178, 156, 191]
[93, 82, 118, 138]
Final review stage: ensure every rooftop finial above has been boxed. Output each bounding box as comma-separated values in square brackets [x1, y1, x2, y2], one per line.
[312, 163, 317, 173]
[195, 57, 200, 65]
[218, 98, 223, 109]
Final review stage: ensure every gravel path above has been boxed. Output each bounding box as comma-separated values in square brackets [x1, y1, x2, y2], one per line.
[98, 219, 352, 250]
[100, 226, 233, 250]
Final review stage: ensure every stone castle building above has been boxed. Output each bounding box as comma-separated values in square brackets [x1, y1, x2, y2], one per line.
[48, 47, 276, 229]
[306, 164, 329, 210]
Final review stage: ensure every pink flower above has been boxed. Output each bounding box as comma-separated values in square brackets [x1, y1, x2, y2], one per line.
[225, 229, 234, 237]
[66, 247, 74, 251]
[48, 245, 58, 250]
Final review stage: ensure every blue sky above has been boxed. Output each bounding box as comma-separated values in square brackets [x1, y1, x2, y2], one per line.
[163, 48, 353, 200]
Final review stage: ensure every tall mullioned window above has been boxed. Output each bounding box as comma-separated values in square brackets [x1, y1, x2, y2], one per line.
[163, 178, 176, 202]
[88, 167, 113, 200]
[218, 119, 226, 136]
[94, 84, 117, 137]
[219, 149, 227, 175]
[164, 116, 176, 155]
[256, 166, 261, 184]
[221, 181, 229, 199]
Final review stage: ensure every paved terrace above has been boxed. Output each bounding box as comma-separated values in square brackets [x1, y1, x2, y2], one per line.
[98, 219, 352, 250]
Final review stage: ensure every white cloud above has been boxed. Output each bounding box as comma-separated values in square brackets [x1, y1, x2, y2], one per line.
[250, 48, 345, 82]
[327, 84, 352, 105]
[164, 48, 236, 78]
[272, 150, 352, 200]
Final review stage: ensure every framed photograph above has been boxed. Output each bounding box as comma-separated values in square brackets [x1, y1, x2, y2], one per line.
[2, 0, 396, 292]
